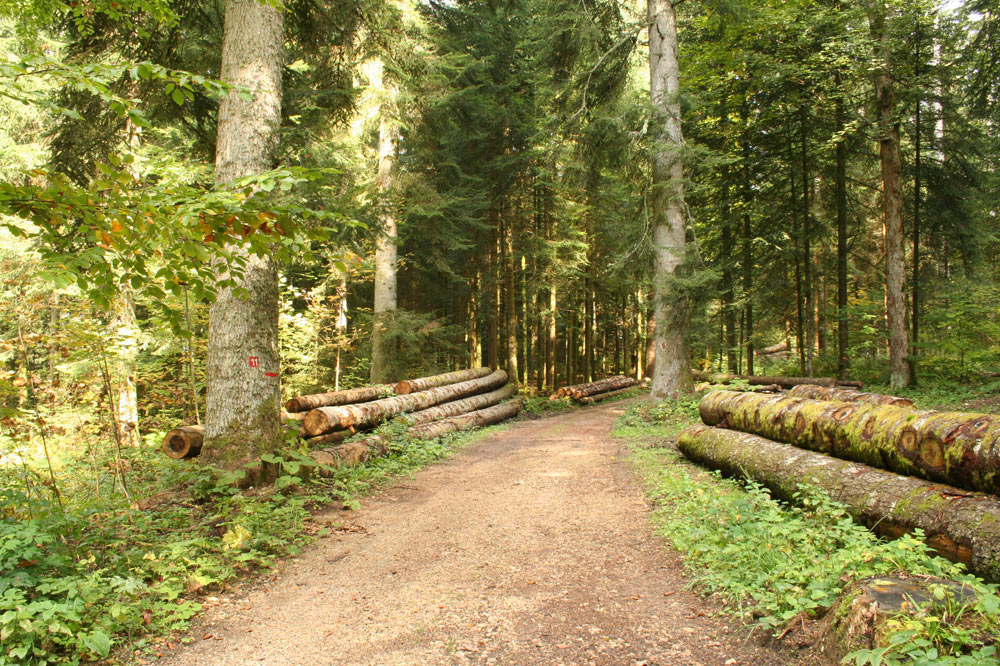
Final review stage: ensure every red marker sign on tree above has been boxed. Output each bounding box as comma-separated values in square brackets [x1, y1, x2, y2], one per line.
[248, 356, 260, 367]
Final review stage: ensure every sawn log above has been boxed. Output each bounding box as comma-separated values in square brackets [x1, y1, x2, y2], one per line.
[303, 369, 508, 435]
[284, 384, 394, 413]
[677, 424, 1000, 582]
[161, 425, 204, 459]
[402, 384, 517, 426]
[788, 384, 914, 408]
[576, 385, 640, 404]
[570, 376, 635, 400]
[692, 371, 839, 388]
[394, 367, 493, 395]
[699, 390, 1000, 495]
[407, 399, 524, 440]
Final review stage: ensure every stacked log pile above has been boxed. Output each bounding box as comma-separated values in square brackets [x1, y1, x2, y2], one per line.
[550, 375, 641, 404]
[678, 388, 1000, 581]
[162, 367, 522, 468]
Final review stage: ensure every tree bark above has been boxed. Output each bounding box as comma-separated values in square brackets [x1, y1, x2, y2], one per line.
[304, 369, 508, 434]
[699, 390, 1000, 494]
[648, 0, 693, 399]
[203, 0, 284, 469]
[787, 384, 914, 408]
[835, 68, 850, 380]
[576, 384, 640, 404]
[395, 367, 493, 394]
[866, 1, 910, 390]
[678, 424, 1000, 582]
[407, 399, 523, 440]
[285, 384, 395, 413]
[570, 376, 636, 400]
[402, 384, 517, 426]
[502, 218, 519, 384]
[370, 63, 400, 385]
[691, 371, 838, 388]
[112, 289, 139, 446]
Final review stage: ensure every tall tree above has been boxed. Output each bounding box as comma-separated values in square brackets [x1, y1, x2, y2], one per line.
[203, 0, 285, 469]
[648, 0, 693, 397]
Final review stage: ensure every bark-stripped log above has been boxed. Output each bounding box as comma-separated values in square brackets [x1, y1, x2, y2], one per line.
[407, 399, 523, 440]
[570, 376, 635, 400]
[394, 367, 493, 395]
[699, 390, 1000, 494]
[402, 384, 517, 426]
[692, 371, 840, 388]
[576, 385, 642, 405]
[303, 370, 508, 435]
[284, 384, 394, 413]
[677, 424, 1000, 582]
[788, 384, 914, 408]
[161, 426, 205, 459]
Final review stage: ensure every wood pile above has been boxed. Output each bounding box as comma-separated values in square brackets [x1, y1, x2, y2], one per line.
[550, 375, 641, 403]
[678, 388, 1000, 581]
[691, 371, 864, 390]
[162, 368, 522, 468]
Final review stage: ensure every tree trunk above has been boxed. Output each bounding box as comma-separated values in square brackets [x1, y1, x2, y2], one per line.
[502, 218, 518, 384]
[678, 425, 1000, 582]
[370, 63, 400, 385]
[570, 375, 636, 400]
[644, 308, 656, 379]
[285, 384, 395, 413]
[112, 289, 139, 446]
[576, 384, 641, 405]
[304, 369, 508, 434]
[800, 105, 814, 377]
[203, 0, 285, 470]
[402, 384, 517, 426]
[867, 1, 910, 390]
[787, 384, 914, 408]
[407, 399, 523, 440]
[912, 22, 922, 384]
[691, 371, 838, 388]
[648, 0, 693, 399]
[835, 69, 850, 380]
[394, 367, 493, 394]
[698, 390, 1000, 494]
[546, 284, 557, 390]
[486, 227, 500, 371]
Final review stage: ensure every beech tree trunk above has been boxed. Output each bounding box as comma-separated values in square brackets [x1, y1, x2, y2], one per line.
[699, 390, 1000, 494]
[648, 0, 693, 399]
[203, 0, 284, 469]
[407, 399, 523, 440]
[787, 384, 914, 408]
[394, 367, 492, 394]
[285, 384, 395, 413]
[866, 1, 910, 390]
[112, 289, 139, 446]
[678, 425, 1000, 582]
[370, 60, 400, 385]
[304, 369, 508, 434]
[402, 384, 517, 426]
[691, 371, 838, 388]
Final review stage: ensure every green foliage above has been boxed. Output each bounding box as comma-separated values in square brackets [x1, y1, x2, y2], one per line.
[617, 399, 1000, 665]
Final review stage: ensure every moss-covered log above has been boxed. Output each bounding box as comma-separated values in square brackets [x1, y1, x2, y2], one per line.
[570, 376, 635, 400]
[699, 390, 1000, 494]
[788, 384, 914, 408]
[407, 399, 524, 440]
[402, 384, 517, 426]
[576, 385, 641, 404]
[394, 367, 493, 395]
[161, 425, 204, 459]
[284, 384, 394, 413]
[677, 424, 1000, 582]
[303, 370, 508, 435]
[692, 371, 841, 388]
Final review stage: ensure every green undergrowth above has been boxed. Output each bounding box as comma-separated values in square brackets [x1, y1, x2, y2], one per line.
[0, 421, 503, 666]
[617, 399, 1000, 666]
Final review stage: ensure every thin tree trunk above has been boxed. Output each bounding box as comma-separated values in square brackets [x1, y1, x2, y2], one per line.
[112, 290, 139, 446]
[648, 0, 693, 398]
[800, 105, 814, 376]
[503, 218, 518, 384]
[371, 65, 400, 384]
[867, 1, 911, 390]
[203, 0, 284, 470]
[912, 22, 922, 384]
[835, 69, 850, 380]
[487, 228, 499, 371]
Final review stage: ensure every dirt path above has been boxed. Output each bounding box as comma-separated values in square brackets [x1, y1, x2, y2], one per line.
[154, 404, 802, 666]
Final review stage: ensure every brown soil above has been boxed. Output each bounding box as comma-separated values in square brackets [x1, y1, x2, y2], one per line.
[152, 403, 810, 666]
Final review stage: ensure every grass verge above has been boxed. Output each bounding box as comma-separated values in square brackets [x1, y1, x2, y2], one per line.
[616, 397, 1000, 666]
[0, 421, 507, 666]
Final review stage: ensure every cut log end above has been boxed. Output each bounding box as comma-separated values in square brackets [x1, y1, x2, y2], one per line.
[161, 426, 204, 459]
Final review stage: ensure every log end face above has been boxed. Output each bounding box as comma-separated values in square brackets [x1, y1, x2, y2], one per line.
[284, 398, 301, 413]
[394, 381, 414, 395]
[303, 410, 330, 436]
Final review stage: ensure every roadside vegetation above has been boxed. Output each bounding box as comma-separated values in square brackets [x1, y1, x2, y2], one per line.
[0, 422, 504, 666]
[617, 393, 1000, 666]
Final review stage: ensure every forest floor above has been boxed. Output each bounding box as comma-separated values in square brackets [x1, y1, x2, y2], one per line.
[150, 403, 814, 666]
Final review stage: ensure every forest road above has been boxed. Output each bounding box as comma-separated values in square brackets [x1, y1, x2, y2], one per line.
[154, 403, 803, 666]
